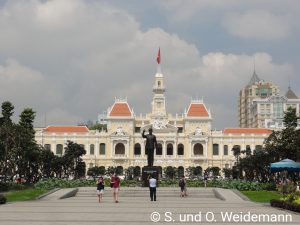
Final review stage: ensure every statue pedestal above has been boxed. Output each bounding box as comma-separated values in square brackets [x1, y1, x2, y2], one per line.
[142, 166, 159, 187]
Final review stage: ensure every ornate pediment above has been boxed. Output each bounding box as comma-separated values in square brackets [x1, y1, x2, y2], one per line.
[110, 127, 129, 138]
[142, 122, 178, 133]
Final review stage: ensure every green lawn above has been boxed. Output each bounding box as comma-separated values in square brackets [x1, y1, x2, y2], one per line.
[4, 188, 50, 202]
[241, 190, 282, 203]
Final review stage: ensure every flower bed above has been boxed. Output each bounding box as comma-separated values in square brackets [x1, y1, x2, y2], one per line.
[270, 199, 300, 213]
[270, 192, 300, 213]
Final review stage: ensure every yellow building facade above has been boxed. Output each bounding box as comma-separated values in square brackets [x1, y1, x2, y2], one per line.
[35, 68, 272, 174]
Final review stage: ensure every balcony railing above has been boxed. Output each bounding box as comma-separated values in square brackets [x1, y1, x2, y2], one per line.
[191, 155, 205, 159]
[113, 154, 127, 159]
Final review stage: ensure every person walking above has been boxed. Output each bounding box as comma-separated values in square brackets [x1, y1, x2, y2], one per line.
[179, 176, 187, 197]
[179, 176, 185, 197]
[204, 172, 208, 188]
[110, 174, 121, 203]
[96, 176, 104, 203]
[148, 174, 157, 201]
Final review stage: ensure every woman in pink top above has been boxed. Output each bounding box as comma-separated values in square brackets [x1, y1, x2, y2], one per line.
[110, 174, 120, 203]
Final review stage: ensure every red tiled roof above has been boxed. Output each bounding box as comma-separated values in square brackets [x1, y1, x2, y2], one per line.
[187, 103, 209, 117]
[109, 103, 132, 117]
[43, 126, 89, 133]
[224, 128, 272, 134]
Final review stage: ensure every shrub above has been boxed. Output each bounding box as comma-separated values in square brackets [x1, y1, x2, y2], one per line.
[121, 180, 142, 187]
[281, 192, 300, 203]
[34, 178, 96, 189]
[0, 194, 7, 204]
[0, 182, 27, 192]
[207, 179, 263, 191]
[260, 182, 277, 191]
[0, 182, 9, 192]
[9, 183, 28, 191]
[270, 199, 300, 213]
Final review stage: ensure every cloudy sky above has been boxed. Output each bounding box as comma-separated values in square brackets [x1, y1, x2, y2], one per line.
[0, 0, 299, 129]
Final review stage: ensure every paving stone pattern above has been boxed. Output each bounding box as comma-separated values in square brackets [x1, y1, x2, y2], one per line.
[0, 187, 300, 225]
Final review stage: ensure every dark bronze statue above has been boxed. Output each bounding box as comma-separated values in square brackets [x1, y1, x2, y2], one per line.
[142, 128, 157, 167]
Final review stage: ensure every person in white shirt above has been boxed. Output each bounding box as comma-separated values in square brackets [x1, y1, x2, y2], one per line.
[148, 174, 157, 201]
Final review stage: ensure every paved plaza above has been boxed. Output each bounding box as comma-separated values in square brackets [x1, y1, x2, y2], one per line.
[1, 187, 300, 225]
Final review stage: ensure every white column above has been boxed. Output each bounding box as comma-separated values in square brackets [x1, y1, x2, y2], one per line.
[126, 140, 129, 157]
[141, 141, 145, 157]
[220, 144, 223, 157]
[205, 140, 208, 158]
[110, 141, 114, 158]
[95, 138, 99, 157]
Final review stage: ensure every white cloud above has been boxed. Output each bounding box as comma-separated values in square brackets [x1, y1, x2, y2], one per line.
[222, 10, 292, 40]
[164, 52, 294, 128]
[35, 108, 83, 127]
[160, 0, 240, 22]
[0, 59, 64, 123]
[0, 0, 297, 129]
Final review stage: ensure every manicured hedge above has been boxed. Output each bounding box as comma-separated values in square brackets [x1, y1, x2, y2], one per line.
[0, 194, 7, 204]
[0, 182, 28, 192]
[0, 182, 9, 192]
[34, 178, 276, 191]
[270, 199, 300, 213]
[34, 178, 96, 189]
[208, 179, 266, 191]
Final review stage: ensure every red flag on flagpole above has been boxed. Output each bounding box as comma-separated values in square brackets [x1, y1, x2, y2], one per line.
[156, 48, 161, 64]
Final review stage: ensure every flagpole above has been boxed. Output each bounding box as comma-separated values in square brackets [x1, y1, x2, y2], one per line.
[156, 47, 161, 74]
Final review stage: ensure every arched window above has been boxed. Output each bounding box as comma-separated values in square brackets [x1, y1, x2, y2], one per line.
[116, 166, 123, 175]
[56, 144, 63, 155]
[156, 143, 162, 155]
[134, 166, 141, 177]
[134, 143, 141, 155]
[178, 166, 184, 177]
[177, 144, 184, 155]
[90, 144, 95, 155]
[115, 143, 125, 155]
[193, 143, 203, 155]
[195, 166, 202, 176]
[167, 143, 173, 155]
[158, 81, 161, 87]
[44, 144, 51, 151]
[213, 144, 219, 155]
[100, 143, 105, 155]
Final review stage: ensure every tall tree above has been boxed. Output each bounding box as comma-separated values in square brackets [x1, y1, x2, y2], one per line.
[284, 107, 298, 129]
[0, 101, 16, 182]
[40, 149, 56, 178]
[17, 108, 41, 183]
[63, 141, 86, 179]
[0, 101, 14, 125]
[264, 106, 299, 161]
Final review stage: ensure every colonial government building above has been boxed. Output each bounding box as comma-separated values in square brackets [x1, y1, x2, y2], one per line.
[35, 61, 273, 174]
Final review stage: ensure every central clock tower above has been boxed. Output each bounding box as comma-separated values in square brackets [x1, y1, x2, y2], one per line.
[151, 71, 167, 116]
